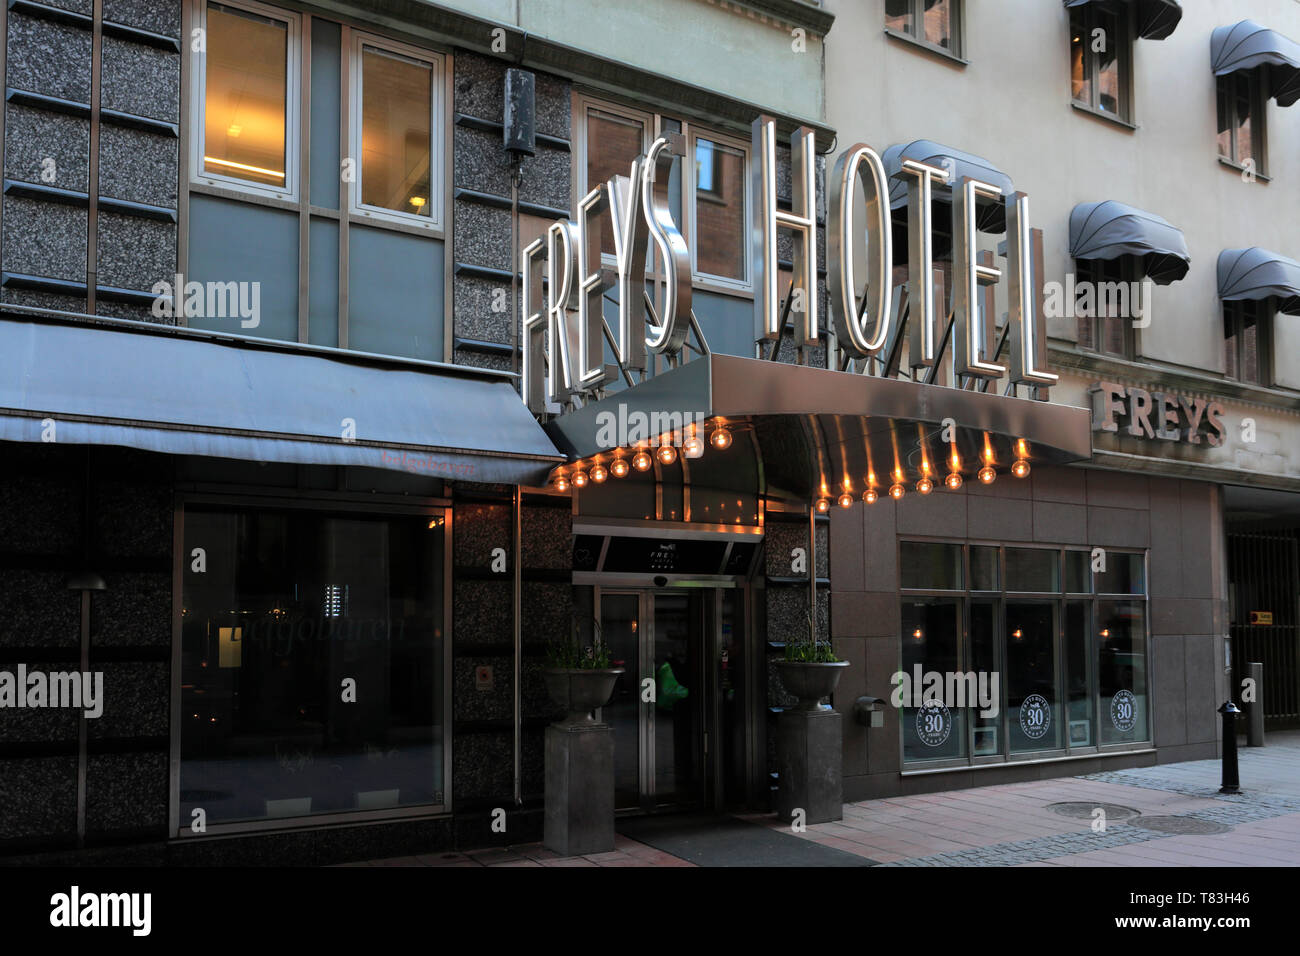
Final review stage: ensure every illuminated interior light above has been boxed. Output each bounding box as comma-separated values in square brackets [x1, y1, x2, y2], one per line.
[1012, 628, 1023, 640]
[912, 629, 923, 640]
[409, 196, 427, 208]
[633, 450, 653, 472]
[203, 156, 285, 179]
[610, 457, 630, 478]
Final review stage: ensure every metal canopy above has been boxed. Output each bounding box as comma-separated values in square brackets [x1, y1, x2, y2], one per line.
[1068, 200, 1191, 285]
[0, 316, 563, 485]
[881, 140, 1014, 233]
[1211, 20, 1300, 107]
[1217, 248, 1300, 316]
[544, 354, 1093, 502]
[1063, 0, 1182, 42]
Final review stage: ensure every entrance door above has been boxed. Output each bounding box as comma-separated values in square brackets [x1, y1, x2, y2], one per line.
[600, 588, 745, 811]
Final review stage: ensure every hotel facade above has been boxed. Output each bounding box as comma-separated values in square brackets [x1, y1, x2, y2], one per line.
[0, 0, 1296, 864]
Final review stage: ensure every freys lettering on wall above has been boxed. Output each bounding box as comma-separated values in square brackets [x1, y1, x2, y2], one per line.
[1090, 381, 1226, 446]
[521, 116, 1056, 414]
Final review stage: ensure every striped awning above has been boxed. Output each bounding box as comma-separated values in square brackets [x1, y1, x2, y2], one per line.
[1217, 248, 1300, 315]
[1211, 20, 1300, 107]
[1069, 201, 1191, 285]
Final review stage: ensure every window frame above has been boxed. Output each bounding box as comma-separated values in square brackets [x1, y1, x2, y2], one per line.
[189, 0, 302, 203]
[897, 539, 1152, 771]
[1073, 256, 1138, 361]
[1222, 297, 1274, 386]
[347, 30, 445, 232]
[1068, 0, 1134, 124]
[1217, 70, 1269, 178]
[884, 0, 965, 61]
[574, 93, 753, 297]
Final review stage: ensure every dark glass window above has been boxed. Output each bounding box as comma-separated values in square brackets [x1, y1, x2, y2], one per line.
[1217, 71, 1265, 172]
[1094, 551, 1145, 595]
[970, 545, 999, 591]
[1065, 550, 1091, 593]
[1005, 548, 1059, 593]
[1070, 3, 1131, 121]
[1098, 601, 1149, 743]
[1223, 298, 1269, 385]
[1006, 601, 1061, 753]
[901, 599, 967, 761]
[1075, 256, 1137, 360]
[180, 506, 446, 827]
[900, 541, 963, 590]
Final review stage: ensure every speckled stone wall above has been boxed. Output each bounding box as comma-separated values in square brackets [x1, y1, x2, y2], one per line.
[0, 442, 172, 855]
[1, 0, 181, 319]
[451, 52, 571, 372]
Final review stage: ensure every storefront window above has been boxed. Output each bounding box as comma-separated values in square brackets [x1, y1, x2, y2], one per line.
[179, 506, 447, 828]
[900, 542, 1149, 766]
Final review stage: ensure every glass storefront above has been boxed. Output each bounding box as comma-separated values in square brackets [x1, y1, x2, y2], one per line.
[178, 504, 448, 828]
[899, 541, 1149, 767]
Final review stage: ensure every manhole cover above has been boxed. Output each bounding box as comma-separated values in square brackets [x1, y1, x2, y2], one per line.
[1130, 816, 1232, 835]
[1046, 802, 1141, 821]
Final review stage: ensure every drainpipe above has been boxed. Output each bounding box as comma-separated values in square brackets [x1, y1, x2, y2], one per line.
[513, 485, 523, 805]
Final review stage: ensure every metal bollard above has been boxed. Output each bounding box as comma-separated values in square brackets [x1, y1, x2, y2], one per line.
[1218, 701, 1241, 794]
[1246, 662, 1265, 747]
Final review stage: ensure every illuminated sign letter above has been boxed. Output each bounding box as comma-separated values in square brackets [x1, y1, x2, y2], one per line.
[827, 144, 893, 357]
[753, 116, 818, 347]
[1005, 192, 1058, 387]
[608, 160, 649, 371]
[642, 134, 691, 355]
[575, 185, 615, 389]
[545, 220, 580, 402]
[896, 158, 949, 371]
[520, 237, 547, 413]
[952, 176, 1005, 379]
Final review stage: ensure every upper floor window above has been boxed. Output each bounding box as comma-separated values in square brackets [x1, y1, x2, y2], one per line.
[193, 0, 300, 199]
[1223, 299, 1270, 385]
[1217, 70, 1267, 175]
[1075, 257, 1137, 360]
[348, 35, 444, 230]
[1070, 1, 1132, 122]
[886, 0, 963, 58]
[576, 96, 751, 295]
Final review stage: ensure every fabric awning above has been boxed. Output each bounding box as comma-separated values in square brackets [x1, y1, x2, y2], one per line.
[882, 140, 1014, 233]
[1063, 0, 1182, 42]
[1068, 200, 1191, 284]
[0, 314, 563, 484]
[544, 354, 1092, 502]
[1211, 20, 1300, 107]
[1217, 248, 1300, 315]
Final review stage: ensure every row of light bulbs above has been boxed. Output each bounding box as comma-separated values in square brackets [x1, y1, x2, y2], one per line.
[552, 425, 733, 492]
[812, 455, 1031, 513]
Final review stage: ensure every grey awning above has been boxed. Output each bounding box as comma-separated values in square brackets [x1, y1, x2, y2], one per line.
[882, 140, 1014, 233]
[545, 354, 1092, 502]
[1068, 200, 1191, 284]
[1064, 1, 1182, 41]
[1217, 248, 1300, 315]
[0, 315, 563, 484]
[1211, 20, 1300, 107]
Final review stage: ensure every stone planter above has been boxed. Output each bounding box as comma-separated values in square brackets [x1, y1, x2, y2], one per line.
[542, 667, 625, 726]
[775, 660, 850, 711]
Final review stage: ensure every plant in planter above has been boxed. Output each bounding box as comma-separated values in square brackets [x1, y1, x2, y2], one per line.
[775, 612, 849, 711]
[542, 620, 625, 727]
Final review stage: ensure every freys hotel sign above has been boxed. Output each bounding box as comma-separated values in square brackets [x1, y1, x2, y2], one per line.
[519, 117, 1057, 415]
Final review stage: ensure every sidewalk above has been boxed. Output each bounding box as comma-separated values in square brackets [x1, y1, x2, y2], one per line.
[352, 733, 1300, 867]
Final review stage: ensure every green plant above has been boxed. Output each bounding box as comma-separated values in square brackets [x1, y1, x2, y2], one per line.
[784, 610, 838, 663]
[545, 618, 613, 669]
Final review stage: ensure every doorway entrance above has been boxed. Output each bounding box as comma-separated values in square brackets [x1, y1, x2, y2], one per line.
[599, 588, 749, 812]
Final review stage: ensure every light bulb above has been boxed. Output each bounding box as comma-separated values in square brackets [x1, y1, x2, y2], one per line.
[554, 475, 570, 492]
[862, 488, 878, 504]
[633, 450, 653, 472]
[590, 464, 608, 483]
[916, 476, 933, 495]
[683, 435, 704, 458]
[814, 498, 830, 514]
[610, 457, 629, 478]
[1012, 458, 1031, 479]
[656, 444, 678, 465]
[889, 483, 905, 500]
[838, 493, 854, 509]
[571, 469, 589, 488]
[978, 465, 996, 484]
[945, 472, 963, 490]
[711, 427, 732, 450]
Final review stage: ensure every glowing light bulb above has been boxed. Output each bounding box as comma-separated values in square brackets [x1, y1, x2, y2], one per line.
[571, 469, 588, 488]
[590, 464, 608, 483]
[916, 476, 933, 495]
[633, 450, 653, 472]
[610, 457, 630, 478]
[683, 435, 704, 458]
[862, 488, 878, 504]
[978, 465, 996, 484]
[945, 472, 963, 490]
[815, 498, 830, 514]
[889, 483, 905, 500]
[711, 426, 732, 450]
[554, 475, 570, 492]
[656, 444, 678, 465]
[838, 493, 854, 509]
[1012, 459, 1031, 479]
